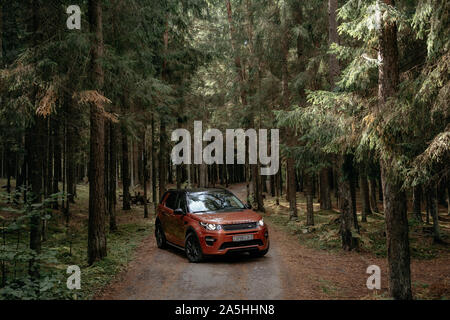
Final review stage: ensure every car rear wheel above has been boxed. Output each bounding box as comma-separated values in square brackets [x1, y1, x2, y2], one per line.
[185, 233, 204, 263]
[155, 224, 167, 249]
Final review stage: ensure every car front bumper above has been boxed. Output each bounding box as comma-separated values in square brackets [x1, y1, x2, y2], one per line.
[198, 226, 269, 255]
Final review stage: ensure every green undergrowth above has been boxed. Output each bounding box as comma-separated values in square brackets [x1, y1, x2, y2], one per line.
[0, 180, 154, 300]
[53, 219, 153, 300]
[265, 198, 449, 260]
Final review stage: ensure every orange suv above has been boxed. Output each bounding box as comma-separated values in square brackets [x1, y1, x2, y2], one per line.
[155, 188, 269, 262]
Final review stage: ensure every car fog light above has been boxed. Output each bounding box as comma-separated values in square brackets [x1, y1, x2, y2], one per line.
[205, 236, 216, 246]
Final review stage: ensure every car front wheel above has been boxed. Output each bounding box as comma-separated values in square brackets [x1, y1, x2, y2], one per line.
[249, 243, 269, 258]
[185, 232, 204, 263]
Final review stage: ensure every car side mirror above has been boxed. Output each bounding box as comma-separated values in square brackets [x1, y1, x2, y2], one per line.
[174, 208, 185, 215]
[244, 203, 252, 209]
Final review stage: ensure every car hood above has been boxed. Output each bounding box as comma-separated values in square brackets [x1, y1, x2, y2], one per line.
[193, 209, 261, 225]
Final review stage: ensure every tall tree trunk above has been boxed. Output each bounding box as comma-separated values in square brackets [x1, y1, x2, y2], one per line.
[320, 168, 332, 210]
[45, 118, 53, 199]
[28, 116, 45, 278]
[427, 184, 442, 243]
[360, 166, 372, 222]
[339, 155, 359, 251]
[270, 174, 275, 197]
[104, 121, 110, 208]
[5, 144, 11, 198]
[87, 0, 107, 265]
[109, 121, 118, 231]
[328, 0, 358, 248]
[305, 173, 314, 226]
[378, 0, 412, 299]
[62, 114, 67, 214]
[159, 120, 167, 198]
[121, 121, 131, 210]
[275, 169, 280, 205]
[52, 117, 61, 209]
[199, 163, 208, 188]
[349, 160, 359, 231]
[280, 4, 297, 220]
[143, 129, 149, 218]
[66, 96, 76, 204]
[151, 113, 157, 203]
[159, 19, 169, 200]
[413, 185, 422, 222]
[447, 186, 450, 216]
[369, 177, 379, 213]
[28, 0, 44, 280]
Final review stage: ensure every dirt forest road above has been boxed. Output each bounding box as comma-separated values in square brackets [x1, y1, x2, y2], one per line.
[98, 185, 450, 300]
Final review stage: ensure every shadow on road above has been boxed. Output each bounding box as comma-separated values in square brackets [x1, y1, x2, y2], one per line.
[163, 244, 266, 265]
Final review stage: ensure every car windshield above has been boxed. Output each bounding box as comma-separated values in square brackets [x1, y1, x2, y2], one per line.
[187, 191, 245, 214]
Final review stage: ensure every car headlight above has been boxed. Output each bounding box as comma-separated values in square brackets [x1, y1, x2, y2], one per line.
[200, 222, 222, 231]
[258, 219, 264, 227]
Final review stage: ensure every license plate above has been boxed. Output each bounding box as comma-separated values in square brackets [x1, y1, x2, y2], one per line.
[233, 234, 254, 242]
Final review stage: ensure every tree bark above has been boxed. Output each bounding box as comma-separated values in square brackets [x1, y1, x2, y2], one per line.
[349, 162, 359, 231]
[359, 166, 372, 222]
[369, 177, 379, 213]
[319, 168, 332, 210]
[305, 173, 314, 226]
[52, 117, 61, 209]
[159, 120, 167, 198]
[143, 129, 149, 218]
[378, 0, 412, 299]
[427, 184, 442, 243]
[87, 0, 107, 265]
[280, 5, 297, 219]
[66, 95, 76, 204]
[413, 185, 422, 222]
[339, 155, 359, 251]
[28, 0, 44, 280]
[159, 19, 169, 200]
[109, 121, 118, 231]
[151, 113, 157, 203]
[121, 121, 131, 210]
[447, 186, 450, 216]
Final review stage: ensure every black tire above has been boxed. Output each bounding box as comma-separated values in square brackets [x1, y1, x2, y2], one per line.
[155, 223, 167, 249]
[249, 243, 269, 258]
[185, 232, 204, 263]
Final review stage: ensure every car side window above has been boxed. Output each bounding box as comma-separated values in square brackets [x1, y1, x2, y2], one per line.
[165, 192, 178, 210]
[176, 194, 187, 212]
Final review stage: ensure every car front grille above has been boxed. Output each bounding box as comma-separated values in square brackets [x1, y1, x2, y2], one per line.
[222, 222, 257, 231]
[219, 239, 263, 250]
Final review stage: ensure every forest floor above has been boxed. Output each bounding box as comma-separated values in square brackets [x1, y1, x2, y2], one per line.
[96, 183, 450, 300]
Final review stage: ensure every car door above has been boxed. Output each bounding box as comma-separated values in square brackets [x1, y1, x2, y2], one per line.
[172, 193, 188, 246]
[160, 191, 178, 243]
